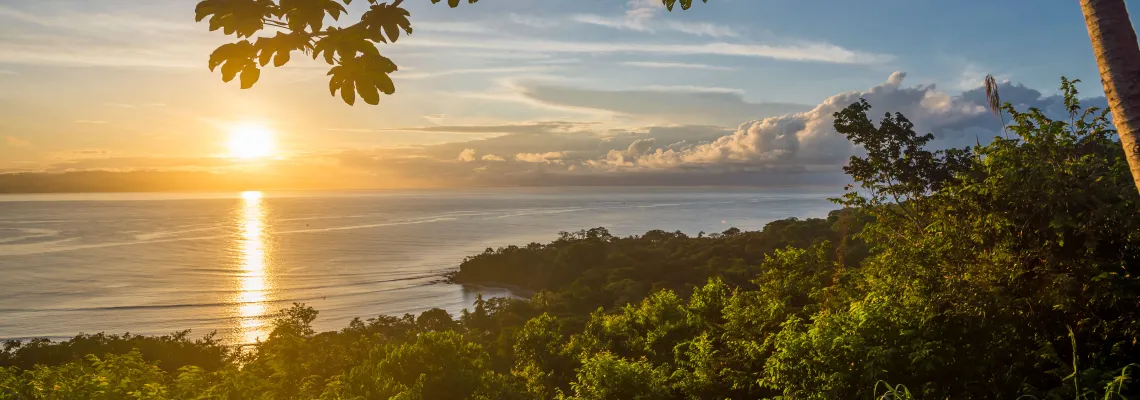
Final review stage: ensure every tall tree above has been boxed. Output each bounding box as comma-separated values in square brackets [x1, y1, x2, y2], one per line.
[1079, 0, 1140, 195]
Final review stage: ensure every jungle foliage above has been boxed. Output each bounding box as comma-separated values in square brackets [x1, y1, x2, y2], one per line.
[3, 79, 1139, 399]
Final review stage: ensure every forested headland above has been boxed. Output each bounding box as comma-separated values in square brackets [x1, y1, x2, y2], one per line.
[2, 80, 1138, 399]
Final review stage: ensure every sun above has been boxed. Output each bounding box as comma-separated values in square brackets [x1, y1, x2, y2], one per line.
[227, 123, 276, 160]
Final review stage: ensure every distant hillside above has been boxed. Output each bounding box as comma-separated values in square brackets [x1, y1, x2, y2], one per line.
[0, 171, 309, 194]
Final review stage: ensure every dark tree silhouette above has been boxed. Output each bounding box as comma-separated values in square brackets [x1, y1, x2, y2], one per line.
[194, 0, 707, 105]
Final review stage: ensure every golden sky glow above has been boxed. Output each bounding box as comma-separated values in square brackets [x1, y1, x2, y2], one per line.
[0, 1, 1111, 191]
[227, 123, 276, 160]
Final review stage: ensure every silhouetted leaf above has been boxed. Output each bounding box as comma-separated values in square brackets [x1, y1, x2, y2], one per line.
[240, 65, 261, 88]
[340, 78, 355, 105]
[429, 0, 479, 7]
[280, 0, 347, 32]
[313, 27, 374, 64]
[221, 60, 242, 82]
[357, 76, 379, 105]
[326, 54, 396, 105]
[328, 66, 344, 95]
[209, 41, 257, 85]
[360, 3, 412, 43]
[273, 50, 291, 67]
[255, 32, 310, 67]
[194, 0, 270, 38]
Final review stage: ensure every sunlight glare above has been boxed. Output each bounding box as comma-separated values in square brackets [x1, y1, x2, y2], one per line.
[235, 190, 272, 345]
[227, 123, 276, 160]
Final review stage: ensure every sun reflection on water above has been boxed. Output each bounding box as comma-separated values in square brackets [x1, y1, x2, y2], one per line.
[236, 190, 271, 345]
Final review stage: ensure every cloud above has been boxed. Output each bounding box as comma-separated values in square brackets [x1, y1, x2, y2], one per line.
[665, 21, 740, 38]
[414, 37, 893, 65]
[0, 4, 208, 68]
[570, 0, 656, 32]
[54, 149, 112, 159]
[415, 21, 490, 34]
[508, 13, 559, 28]
[571, 14, 650, 32]
[41, 156, 235, 172]
[515, 152, 566, 163]
[399, 66, 560, 80]
[7, 68, 1102, 190]
[0, 5, 192, 34]
[361, 73, 1105, 188]
[105, 102, 167, 109]
[384, 121, 596, 136]
[457, 148, 477, 162]
[514, 83, 812, 125]
[4, 136, 30, 148]
[620, 61, 735, 71]
[601, 72, 1107, 172]
[571, 0, 740, 38]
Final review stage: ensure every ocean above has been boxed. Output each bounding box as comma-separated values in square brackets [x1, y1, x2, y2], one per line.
[0, 187, 839, 345]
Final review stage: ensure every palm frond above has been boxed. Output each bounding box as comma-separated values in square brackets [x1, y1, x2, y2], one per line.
[984, 74, 1001, 117]
[984, 74, 1008, 138]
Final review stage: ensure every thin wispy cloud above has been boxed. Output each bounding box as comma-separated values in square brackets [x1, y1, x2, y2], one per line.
[415, 21, 491, 34]
[0, 5, 192, 34]
[399, 65, 561, 80]
[621, 61, 735, 71]
[571, 14, 652, 32]
[665, 21, 740, 38]
[570, 0, 740, 38]
[507, 13, 559, 28]
[414, 37, 892, 65]
[641, 85, 746, 94]
[572, 15, 741, 38]
[0, 5, 209, 68]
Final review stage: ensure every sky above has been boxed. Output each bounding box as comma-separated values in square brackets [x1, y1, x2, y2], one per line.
[0, 0, 1127, 189]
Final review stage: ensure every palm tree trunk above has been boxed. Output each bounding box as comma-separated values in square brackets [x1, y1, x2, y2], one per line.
[1081, 0, 1140, 196]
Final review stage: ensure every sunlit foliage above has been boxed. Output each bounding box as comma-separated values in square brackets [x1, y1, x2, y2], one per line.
[4, 79, 1139, 399]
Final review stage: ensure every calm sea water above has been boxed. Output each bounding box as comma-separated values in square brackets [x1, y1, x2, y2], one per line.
[0, 187, 839, 345]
